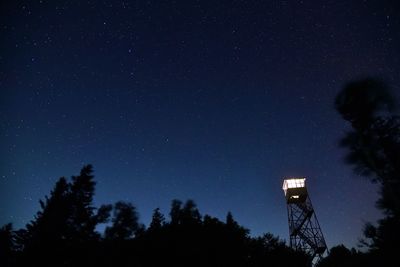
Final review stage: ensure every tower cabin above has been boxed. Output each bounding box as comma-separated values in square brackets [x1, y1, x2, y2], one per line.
[282, 178, 308, 204]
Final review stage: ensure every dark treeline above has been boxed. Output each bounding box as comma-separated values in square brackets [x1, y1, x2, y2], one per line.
[0, 165, 310, 267]
[1, 78, 399, 267]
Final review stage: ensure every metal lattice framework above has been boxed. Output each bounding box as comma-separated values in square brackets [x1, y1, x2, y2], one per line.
[283, 178, 327, 265]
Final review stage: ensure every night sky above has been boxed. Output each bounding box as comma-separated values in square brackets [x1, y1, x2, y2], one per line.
[1, 0, 399, 249]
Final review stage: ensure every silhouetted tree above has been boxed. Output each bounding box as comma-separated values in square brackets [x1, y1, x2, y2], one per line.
[13, 166, 112, 266]
[148, 208, 165, 232]
[105, 201, 140, 240]
[12, 176, 73, 266]
[226, 211, 236, 225]
[248, 233, 311, 267]
[316, 244, 380, 267]
[181, 199, 201, 225]
[3, 167, 312, 267]
[335, 79, 400, 214]
[95, 204, 113, 225]
[169, 199, 183, 225]
[335, 78, 400, 265]
[168, 199, 202, 227]
[0, 223, 15, 267]
[69, 165, 111, 242]
[226, 211, 249, 238]
[17, 177, 71, 248]
[317, 245, 353, 267]
[70, 164, 99, 241]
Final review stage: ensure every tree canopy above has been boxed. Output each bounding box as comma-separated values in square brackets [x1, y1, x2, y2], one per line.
[318, 78, 400, 267]
[1, 165, 311, 267]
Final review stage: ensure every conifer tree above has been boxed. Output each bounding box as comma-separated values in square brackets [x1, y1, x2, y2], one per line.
[148, 208, 165, 231]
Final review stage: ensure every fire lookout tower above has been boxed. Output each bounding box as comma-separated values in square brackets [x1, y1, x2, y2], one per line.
[282, 178, 327, 264]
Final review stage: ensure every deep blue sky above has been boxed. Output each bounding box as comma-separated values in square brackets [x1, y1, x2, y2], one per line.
[1, 0, 399, 249]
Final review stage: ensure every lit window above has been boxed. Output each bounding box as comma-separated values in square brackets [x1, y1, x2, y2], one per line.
[282, 178, 306, 195]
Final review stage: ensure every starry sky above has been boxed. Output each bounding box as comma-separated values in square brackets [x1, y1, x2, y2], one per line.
[1, 0, 399, 249]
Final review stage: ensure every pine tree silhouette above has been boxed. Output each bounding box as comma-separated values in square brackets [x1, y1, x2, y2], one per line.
[148, 208, 165, 232]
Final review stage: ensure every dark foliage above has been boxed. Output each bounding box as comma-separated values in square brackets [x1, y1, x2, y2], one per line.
[105, 201, 140, 240]
[330, 78, 400, 266]
[148, 208, 165, 232]
[1, 165, 311, 267]
[9, 165, 113, 266]
[317, 245, 379, 267]
[0, 223, 16, 267]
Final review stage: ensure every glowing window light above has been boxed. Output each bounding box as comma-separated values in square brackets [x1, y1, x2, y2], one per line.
[282, 178, 306, 196]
